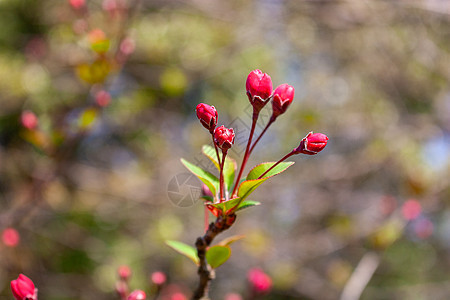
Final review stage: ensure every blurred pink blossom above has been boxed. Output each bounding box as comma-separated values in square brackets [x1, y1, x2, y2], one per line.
[2, 228, 20, 247]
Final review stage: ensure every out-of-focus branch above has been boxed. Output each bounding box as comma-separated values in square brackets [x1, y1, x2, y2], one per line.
[340, 251, 380, 300]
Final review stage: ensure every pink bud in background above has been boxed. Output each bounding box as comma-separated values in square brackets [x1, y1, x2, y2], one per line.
[2, 228, 20, 247]
[201, 184, 213, 198]
[294, 132, 328, 155]
[120, 37, 136, 56]
[402, 199, 422, 221]
[128, 290, 146, 300]
[196, 103, 218, 133]
[413, 218, 433, 239]
[247, 268, 272, 294]
[69, 0, 85, 10]
[88, 29, 107, 44]
[95, 90, 111, 107]
[151, 271, 166, 286]
[224, 293, 243, 300]
[246, 69, 273, 102]
[171, 292, 186, 300]
[11, 274, 37, 300]
[214, 126, 235, 151]
[272, 84, 294, 119]
[118, 265, 131, 281]
[21, 111, 38, 130]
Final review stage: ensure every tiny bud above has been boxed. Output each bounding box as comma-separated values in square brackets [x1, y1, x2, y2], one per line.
[246, 69, 273, 111]
[69, 0, 85, 10]
[402, 199, 421, 221]
[118, 265, 131, 280]
[2, 228, 20, 247]
[196, 103, 218, 133]
[272, 84, 294, 119]
[214, 125, 235, 151]
[88, 29, 107, 44]
[294, 132, 328, 155]
[151, 271, 166, 286]
[120, 37, 136, 56]
[21, 111, 38, 130]
[128, 290, 146, 300]
[224, 293, 243, 300]
[95, 90, 111, 107]
[171, 292, 187, 300]
[247, 268, 272, 294]
[201, 184, 213, 198]
[11, 274, 38, 300]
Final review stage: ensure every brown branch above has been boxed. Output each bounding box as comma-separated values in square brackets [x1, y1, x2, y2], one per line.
[192, 214, 236, 300]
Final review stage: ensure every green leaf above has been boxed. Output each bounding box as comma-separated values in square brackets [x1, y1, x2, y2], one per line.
[236, 200, 261, 212]
[202, 145, 220, 170]
[165, 240, 199, 265]
[247, 162, 295, 181]
[237, 178, 268, 202]
[202, 145, 237, 193]
[209, 197, 241, 212]
[181, 158, 218, 197]
[218, 235, 245, 246]
[200, 196, 214, 203]
[206, 245, 231, 269]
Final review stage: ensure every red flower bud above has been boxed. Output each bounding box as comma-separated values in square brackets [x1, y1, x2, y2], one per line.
[128, 290, 146, 300]
[2, 228, 20, 247]
[21, 111, 38, 130]
[196, 103, 218, 133]
[11, 274, 37, 300]
[272, 84, 294, 119]
[118, 265, 132, 281]
[247, 268, 272, 294]
[246, 70, 273, 111]
[151, 271, 166, 286]
[294, 132, 328, 155]
[214, 125, 235, 151]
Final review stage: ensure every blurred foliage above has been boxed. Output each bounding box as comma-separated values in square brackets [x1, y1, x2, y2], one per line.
[0, 0, 449, 300]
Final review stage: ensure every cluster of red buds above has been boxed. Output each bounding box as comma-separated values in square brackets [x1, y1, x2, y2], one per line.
[194, 69, 328, 212]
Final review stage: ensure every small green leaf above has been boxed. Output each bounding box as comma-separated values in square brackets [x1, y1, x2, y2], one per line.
[209, 197, 241, 212]
[200, 196, 214, 202]
[236, 200, 261, 212]
[181, 158, 218, 197]
[206, 245, 231, 268]
[218, 235, 245, 246]
[247, 162, 295, 181]
[165, 240, 199, 265]
[202, 145, 237, 193]
[237, 178, 268, 202]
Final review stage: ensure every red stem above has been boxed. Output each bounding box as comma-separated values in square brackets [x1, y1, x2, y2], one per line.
[249, 116, 275, 155]
[232, 110, 259, 197]
[258, 151, 295, 179]
[219, 150, 227, 202]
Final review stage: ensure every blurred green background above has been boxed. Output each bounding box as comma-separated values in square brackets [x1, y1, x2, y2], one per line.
[0, 0, 449, 299]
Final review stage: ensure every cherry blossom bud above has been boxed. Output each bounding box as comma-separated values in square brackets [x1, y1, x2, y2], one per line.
[214, 126, 235, 151]
[201, 184, 213, 198]
[247, 268, 272, 294]
[11, 274, 38, 300]
[151, 271, 166, 286]
[294, 132, 328, 155]
[95, 90, 111, 107]
[196, 103, 218, 133]
[2, 228, 20, 247]
[272, 84, 294, 119]
[246, 70, 273, 111]
[21, 111, 38, 130]
[401, 199, 421, 221]
[128, 290, 146, 300]
[69, 0, 85, 10]
[118, 265, 131, 281]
